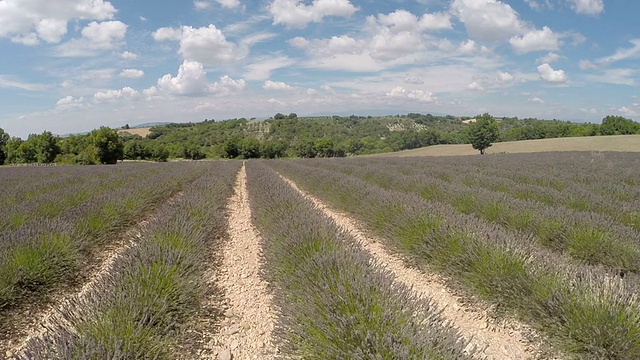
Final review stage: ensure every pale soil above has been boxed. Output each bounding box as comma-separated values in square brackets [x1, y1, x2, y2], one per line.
[370, 134, 640, 157]
[205, 164, 277, 360]
[280, 174, 546, 360]
[117, 127, 152, 137]
[3, 193, 183, 359]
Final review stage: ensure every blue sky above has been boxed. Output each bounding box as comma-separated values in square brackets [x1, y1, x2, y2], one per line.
[0, 0, 638, 138]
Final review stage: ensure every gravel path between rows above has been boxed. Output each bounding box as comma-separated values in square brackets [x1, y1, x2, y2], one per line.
[280, 174, 542, 360]
[6, 192, 184, 359]
[205, 164, 277, 360]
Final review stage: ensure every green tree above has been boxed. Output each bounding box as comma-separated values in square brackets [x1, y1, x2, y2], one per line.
[468, 113, 499, 154]
[600, 115, 639, 135]
[90, 127, 124, 164]
[30, 131, 60, 163]
[0, 128, 9, 165]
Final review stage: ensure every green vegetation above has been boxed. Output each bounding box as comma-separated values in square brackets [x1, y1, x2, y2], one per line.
[467, 113, 499, 154]
[271, 157, 640, 359]
[2, 113, 639, 165]
[246, 162, 470, 359]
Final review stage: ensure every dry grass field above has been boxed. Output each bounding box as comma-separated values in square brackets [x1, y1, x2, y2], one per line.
[117, 127, 152, 137]
[371, 134, 640, 157]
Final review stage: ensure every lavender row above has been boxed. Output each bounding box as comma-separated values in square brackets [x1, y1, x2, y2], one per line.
[305, 158, 640, 273]
[0, 162, 209, 318]
[246, 162, 471, 359]
[19, 161, 240, 359]
[270, 160, 640, 359]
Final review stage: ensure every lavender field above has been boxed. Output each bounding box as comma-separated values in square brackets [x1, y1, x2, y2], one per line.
[1, 152, 639, 359]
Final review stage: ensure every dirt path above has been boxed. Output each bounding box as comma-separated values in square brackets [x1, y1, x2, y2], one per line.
[205, 164, 277, 360]
[4, 193, 183, 359]
[280, 175, 543, 360]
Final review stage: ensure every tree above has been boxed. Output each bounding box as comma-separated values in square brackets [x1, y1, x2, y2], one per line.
[468, 113, 499, 154]
[90, 127, 124, 164]
[0, 128, 9, 165]
[30, 131, 60, 163]
[600, 115, 639, 135]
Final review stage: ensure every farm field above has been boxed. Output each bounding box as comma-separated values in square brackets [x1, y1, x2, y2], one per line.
[117, 127, 152, 137]
[370, 134, 640, 157]
[1, 151, 639, 359]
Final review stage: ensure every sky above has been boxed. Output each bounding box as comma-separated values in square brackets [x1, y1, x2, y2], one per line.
[0, 0, 639, 138]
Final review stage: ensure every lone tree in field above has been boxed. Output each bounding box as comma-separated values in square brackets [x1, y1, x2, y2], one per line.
[468, 113, 499, 154]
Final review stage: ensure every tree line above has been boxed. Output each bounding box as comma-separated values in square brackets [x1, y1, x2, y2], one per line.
[0, 114, 638, 165]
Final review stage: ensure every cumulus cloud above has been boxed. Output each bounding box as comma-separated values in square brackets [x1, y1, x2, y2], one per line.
[509, 27, 560, 54]
[56, 95, 85, 110]
[0, 0, 116, 45]
[529, 97, 545, 103]
[571, 0, 604, 15]
[269, 0, 358, 29]
[153, 25, 240, 65]
[94, 87, 140, 102]
[120, 69, 145, 79]
[450, 0, 526, 41]
[55, 21, 127, 57]
[376, 9, 452, 32]
[120, 51, 139, 60]
[537, 52, 563, 64]
[537, 63, 568, 83]
[387, 86, 436, 102]
[157, 61, 212, 96]
[211, 75, 246, 95]
[263, 80, 294, 91]
[467, 81, 484, 91]
[579, 59, 598, 70]
[153, 61, 245, 96]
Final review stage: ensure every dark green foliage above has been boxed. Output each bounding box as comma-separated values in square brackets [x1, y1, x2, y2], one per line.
[468, 113, 499, 154]
[90, 126, 124, 164]
[0, 127, 9, 165]
[600, 115, 639, 135]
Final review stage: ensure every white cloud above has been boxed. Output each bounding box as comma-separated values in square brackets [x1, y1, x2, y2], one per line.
[269, 0, 358, 29]
[618, 106, 638, 116]
[376, 9, 452, 32]
[537, 63, 568, 83]
[120, 69, 145, 79]
[56, 21, 127, 57]
[120, 51, 139, 60]
[216, 0, 241, 8]
[56, 95, 85, 110]
[498, 72, 514, 82]
[153, 25, 240, 65]
[450, 0, 526, 41]
[579, 59, 598, 70]
[244, 56, 296, 81]
[263, 80, 294, 91]
[157, 61, 212, 96]
[509, 27, 560, 54]
[0, 75, 47, 91]
[154, 61, 245, 97]
[211, 75, 246, 95]
[585, 68, 637, 86]
[387, 86, 436, 102]
[0, 0, 116, 45]
[467, 81, 484, 91]
[194, 1, 211, 10]
[528, 97, 545, 103]
[571, 0, 604, 15]
[537, 52, 563, 64]
[94, 87, 140, 102]
[597, 39, 640, 65]
[404, 75, 424, 84]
